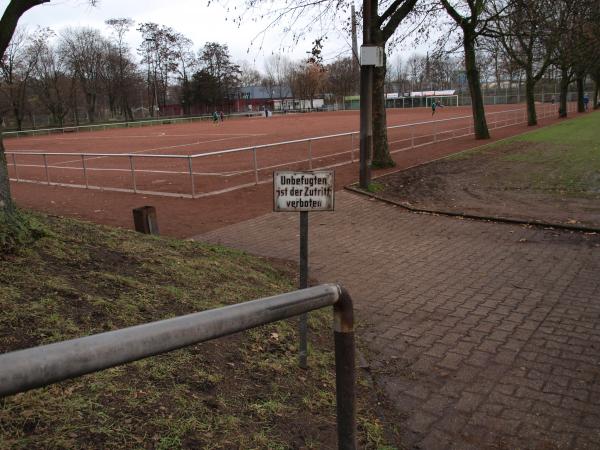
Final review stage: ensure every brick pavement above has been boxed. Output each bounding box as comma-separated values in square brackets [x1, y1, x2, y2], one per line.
[196, 191, 600, 450]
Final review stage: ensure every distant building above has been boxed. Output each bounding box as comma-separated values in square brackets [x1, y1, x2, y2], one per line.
[236, 85, 324, 112]
[159, 84, 325, 116]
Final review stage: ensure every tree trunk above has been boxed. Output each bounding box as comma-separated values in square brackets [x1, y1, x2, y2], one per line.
[559, 67, 569, 118]
[0, 118, 30, 252]
[12, 104, 23, 131]
[594, 76, 599, 110]
[576, 76, 584, 113]
[464, 34, 490, 139]
[86, 92, 96, 123]
[525, 73, 537, 126]
[372, 49, 394, 168]
[0, 125, 14, 214]
[0, 0, 56, 252]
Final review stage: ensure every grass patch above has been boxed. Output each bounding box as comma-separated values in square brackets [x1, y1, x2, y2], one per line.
[367, 182, 386, 193]
[502, 112, 600, 194]
[0, 212, 398, 449]
[446, 112, 600, 195]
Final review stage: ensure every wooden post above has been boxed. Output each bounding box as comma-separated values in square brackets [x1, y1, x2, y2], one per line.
[132, 206, 159, 235]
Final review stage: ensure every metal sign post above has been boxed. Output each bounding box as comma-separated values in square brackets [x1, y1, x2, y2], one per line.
[299, 211, 309, 368]
[274, 170, 335, 368]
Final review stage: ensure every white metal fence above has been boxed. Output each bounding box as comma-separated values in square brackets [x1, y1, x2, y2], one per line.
[2, 111, 270, 139]
[6, 102, 576, 198]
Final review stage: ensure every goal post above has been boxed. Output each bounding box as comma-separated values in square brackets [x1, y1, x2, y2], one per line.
[425, 95, 459, 107]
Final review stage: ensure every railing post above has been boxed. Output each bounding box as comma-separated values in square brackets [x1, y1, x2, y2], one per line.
[81, 154, 88, 188]
[129, 155, 137, 193]
[43, 154, 50, 185]
[334, 287, 357, 450]
[188, 156, 195, 197]
[252, 148, 259, 185]
[12, 153, 19, 182]
[411, 124, 415, 148]
[350, 133, 355, 163]
[308, 139, 313, 170]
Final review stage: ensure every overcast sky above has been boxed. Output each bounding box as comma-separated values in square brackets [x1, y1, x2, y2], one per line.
[1, 0, 363, 70]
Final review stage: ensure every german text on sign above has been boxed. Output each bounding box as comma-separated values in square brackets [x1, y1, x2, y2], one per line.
[273, 171, 335, 212]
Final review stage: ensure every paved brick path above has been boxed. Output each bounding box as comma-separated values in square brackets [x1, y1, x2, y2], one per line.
[197, 191, 600, 450]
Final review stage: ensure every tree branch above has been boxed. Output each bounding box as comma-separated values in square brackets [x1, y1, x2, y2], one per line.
[382, 0, 418, 41]
[0, 0, 50, 57]
[440, 0, 468, 29]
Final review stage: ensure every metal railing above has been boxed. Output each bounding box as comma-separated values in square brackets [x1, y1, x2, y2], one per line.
[1, 111, 268, 138]
[6, 102, 576, 198]
[0, 283, 357, 449]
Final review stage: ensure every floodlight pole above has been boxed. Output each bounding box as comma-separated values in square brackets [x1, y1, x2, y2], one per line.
[359, 0, 374, 189]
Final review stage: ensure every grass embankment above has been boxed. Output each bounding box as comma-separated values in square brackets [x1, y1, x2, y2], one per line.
[0, 214, 396, 449]
[451, 111, 600, 195]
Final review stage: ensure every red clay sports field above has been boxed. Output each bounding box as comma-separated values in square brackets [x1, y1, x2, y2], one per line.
[4, 103, 565, 199]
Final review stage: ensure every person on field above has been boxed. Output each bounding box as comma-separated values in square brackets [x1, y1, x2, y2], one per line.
[583, 93, 590, 111]
[212, 110, 219, 125]
[219, 111, 224, 122]
[431, 100, 437, 116]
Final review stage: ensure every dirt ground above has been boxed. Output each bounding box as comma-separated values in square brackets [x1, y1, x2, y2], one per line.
[373, 139, 600, 229]
[5, 105, 543, 197]
[10, 108, 580, 238]
[0, 213, 402, 449]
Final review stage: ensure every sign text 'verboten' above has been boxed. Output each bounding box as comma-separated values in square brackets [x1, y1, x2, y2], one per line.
[273, 171, 335, 212]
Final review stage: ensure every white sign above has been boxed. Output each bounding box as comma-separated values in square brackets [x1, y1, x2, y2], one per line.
[274, 171, 335, 212]
[360, 46, 384, 67]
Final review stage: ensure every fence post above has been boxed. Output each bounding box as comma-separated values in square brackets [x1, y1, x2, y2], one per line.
[188, 156, 196, 197]
[12, 154, 19, 182]
[334, 287, 357, 450]
[253, 148, 259, 185]
[308, 139, 313, 170]
[129, 155, 137, 193]
[81, 154, 88, 188]
[350, 133, 355, 163]
[132, 206, 159, 235]
[43, 154, 50, 185]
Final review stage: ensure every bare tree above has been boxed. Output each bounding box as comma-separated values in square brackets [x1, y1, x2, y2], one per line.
[369, 0, 419, 168]
[388, 55, 410, 95]
[238, 60, 262, 86]
[263, 54, 291, 103]
[171, 32, 196, 115]
[233, 0, 417, 166]
[29, 29, 72, 126]
[0, 0, 101, 249]
[326, 57, 358, 106]
[137, 23, 180, 116]
[105, 18, 135, 120]
[60, 27, 108, 123]
[0, 27, 40, 130]
[407, 53, 425, 92]
[439, 0, 509, 139]
[490, 0, 556, 125]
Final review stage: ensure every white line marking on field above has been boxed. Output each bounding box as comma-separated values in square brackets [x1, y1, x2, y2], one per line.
[46, 134, 263, 167]
[19, 132, 267, 142]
